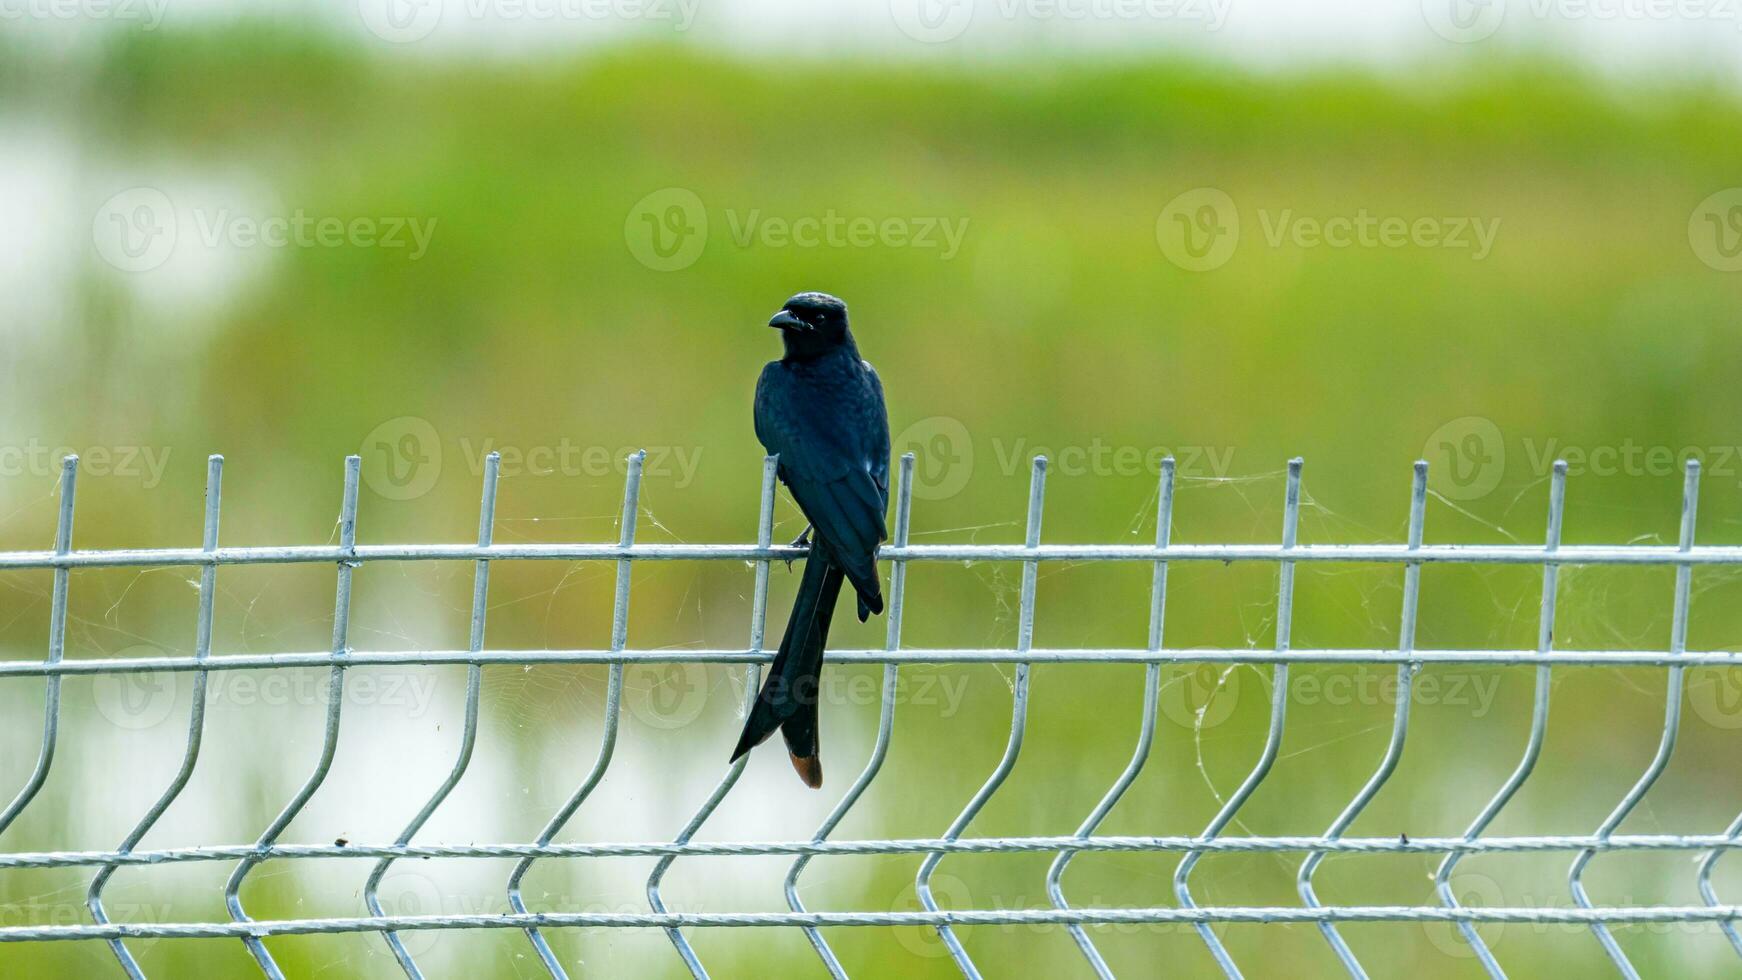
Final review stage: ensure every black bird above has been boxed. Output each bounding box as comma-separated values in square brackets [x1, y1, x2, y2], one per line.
[730, 292, 890, 787]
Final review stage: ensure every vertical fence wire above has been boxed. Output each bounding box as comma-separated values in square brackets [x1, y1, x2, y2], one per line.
[87, 454, 221, 979]
[0, 455, 77, 841]
[645, 454, 779, 979]
[1296, 460, 1428, 978]
[786, 452, 917, 979]
[1699, 809, 1742, 957]
[225, 454, 360, 978]
[1567, 459, 1700, 979]
[1434, 459, 1567, 977]
[509, 450, 644, 978]
[363, 452, 500, 977]
[1175, 457, 1302, 979]
[1044, 456, 1175, 979]
[914, 455, 1048, 980]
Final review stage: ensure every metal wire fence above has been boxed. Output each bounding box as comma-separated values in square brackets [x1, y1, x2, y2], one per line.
[0, 448, 1740, 979]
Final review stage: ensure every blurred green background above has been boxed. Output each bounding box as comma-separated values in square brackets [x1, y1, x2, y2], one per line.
[3, 17, 1742, 978]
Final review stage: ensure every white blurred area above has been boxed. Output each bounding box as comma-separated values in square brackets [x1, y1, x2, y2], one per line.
[1, 0, 1739, 79]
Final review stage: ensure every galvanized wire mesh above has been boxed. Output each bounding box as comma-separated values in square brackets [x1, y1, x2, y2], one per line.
[0, 449, 1739, 980]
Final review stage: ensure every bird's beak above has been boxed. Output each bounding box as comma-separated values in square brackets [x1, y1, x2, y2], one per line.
[768, 309, 808, 332]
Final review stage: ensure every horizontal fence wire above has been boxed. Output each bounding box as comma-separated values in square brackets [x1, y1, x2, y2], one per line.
[0, 451, 1739, 980]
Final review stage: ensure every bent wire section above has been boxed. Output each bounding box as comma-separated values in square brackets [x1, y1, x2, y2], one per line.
[0, 455, 78, 841]
[645, 455, 779, 979]
[1174, 457, 1302, 979]
[1045, 456, 1175, 979]
[225, 455, 360, 978]
[88, 455, 221, 979]
[1434, 460, 1567, 977]
[1567, 460, 1700, 979]
[914, 456, 1048, 980]
[786, 453, 917, 978]
[363, 452, 500, 977]
[508, 450, 645, 978]
[1295, 461, 1428, 978]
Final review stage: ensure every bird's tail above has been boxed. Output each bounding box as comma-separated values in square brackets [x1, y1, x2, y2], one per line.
[730, 550, 842, 787]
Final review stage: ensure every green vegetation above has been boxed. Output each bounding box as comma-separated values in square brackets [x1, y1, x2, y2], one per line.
[2, 26, 1742, 977]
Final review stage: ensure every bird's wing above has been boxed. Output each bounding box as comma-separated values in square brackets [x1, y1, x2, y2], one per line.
[864, 360, 891, 500]
[755, 361, 888, 609]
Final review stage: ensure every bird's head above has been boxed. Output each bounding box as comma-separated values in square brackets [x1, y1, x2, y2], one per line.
[768, 292, 852, 360]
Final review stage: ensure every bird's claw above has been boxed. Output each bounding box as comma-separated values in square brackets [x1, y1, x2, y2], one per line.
[784, 527, 812, 571]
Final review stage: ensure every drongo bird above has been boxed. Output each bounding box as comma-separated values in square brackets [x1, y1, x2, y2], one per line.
[730, 292, 890, 788]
